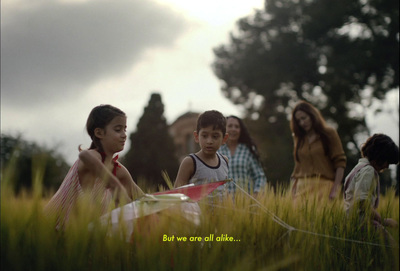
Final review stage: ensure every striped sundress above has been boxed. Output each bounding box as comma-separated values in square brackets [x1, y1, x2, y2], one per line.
[44, 156, 119, 229]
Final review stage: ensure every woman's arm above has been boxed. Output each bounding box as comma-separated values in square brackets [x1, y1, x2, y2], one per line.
[249, 157, 267, 194]
[329, 167, 344, 200]
[291, 177, 298, 198]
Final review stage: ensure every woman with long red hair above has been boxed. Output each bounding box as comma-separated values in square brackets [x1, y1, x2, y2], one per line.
[290, 100, 346, 201]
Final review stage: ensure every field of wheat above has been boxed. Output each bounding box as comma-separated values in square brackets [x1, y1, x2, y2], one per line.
[1, 164, 399, 271]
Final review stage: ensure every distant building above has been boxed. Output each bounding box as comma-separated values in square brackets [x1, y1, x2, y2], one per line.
[169, 112, 200, 162]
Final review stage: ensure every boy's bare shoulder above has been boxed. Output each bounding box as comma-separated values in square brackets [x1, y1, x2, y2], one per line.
[180, 155, 195, 166]
[174, 156, 195, 188]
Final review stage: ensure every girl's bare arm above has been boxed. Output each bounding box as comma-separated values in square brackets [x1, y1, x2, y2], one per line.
[78, 149, 131, 201]
[117, 164, 145, 200]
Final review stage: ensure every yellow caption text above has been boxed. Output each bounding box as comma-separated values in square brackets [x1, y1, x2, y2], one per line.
[163, 234, 240, 242]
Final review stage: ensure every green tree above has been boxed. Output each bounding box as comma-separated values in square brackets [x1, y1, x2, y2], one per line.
[123, 93, 179, 191]
[212, 0, 398, 188]
[1, 134, 70, 194]
[244, 113, 294, 190]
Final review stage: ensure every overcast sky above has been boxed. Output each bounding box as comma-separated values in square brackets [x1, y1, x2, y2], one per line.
[1, 0, 398, 166]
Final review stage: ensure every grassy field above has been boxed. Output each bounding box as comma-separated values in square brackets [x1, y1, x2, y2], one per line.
[1, 171, 399, 271]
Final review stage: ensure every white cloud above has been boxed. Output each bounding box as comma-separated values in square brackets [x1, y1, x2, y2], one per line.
[1, 0, 189, 108]
[2, 0, 396, 171]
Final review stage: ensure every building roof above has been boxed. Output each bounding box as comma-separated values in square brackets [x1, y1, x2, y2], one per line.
[170, 111, 200, 126]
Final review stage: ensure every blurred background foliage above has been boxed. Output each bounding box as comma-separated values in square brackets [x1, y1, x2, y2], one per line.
[212, 0, 398, 192]
[122, 93, 180, 192]
[1, 0, 398, 195]
[1, 134, 69, 195]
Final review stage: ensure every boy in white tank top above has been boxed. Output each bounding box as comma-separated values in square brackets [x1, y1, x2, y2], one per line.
[174, 110, 229, 200]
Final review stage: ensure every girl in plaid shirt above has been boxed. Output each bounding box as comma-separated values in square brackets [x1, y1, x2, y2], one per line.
[219, 116, 267, 195]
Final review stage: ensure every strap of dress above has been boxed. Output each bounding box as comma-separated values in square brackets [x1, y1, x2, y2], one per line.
[112, 155, 121, 176]
[97, 150, 120, 176]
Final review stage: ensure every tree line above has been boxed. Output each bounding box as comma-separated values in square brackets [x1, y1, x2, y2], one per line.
[2, 0, 398, 194]
[1, 90, 396, 195]
[212, 0, 398, 191]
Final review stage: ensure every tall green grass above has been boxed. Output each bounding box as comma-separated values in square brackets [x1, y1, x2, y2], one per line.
[1, 163, 399, 271]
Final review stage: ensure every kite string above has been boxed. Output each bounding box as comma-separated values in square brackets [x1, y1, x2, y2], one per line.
[232, 182, 399, 249]
[233, 182, 295, 231]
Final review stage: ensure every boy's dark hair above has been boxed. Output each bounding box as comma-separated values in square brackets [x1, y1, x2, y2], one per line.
[196, 110, 226, 134]
[361, 134, 399, 166]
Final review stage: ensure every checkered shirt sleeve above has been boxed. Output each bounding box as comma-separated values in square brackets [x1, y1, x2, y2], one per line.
[219, 144, 267, 194]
